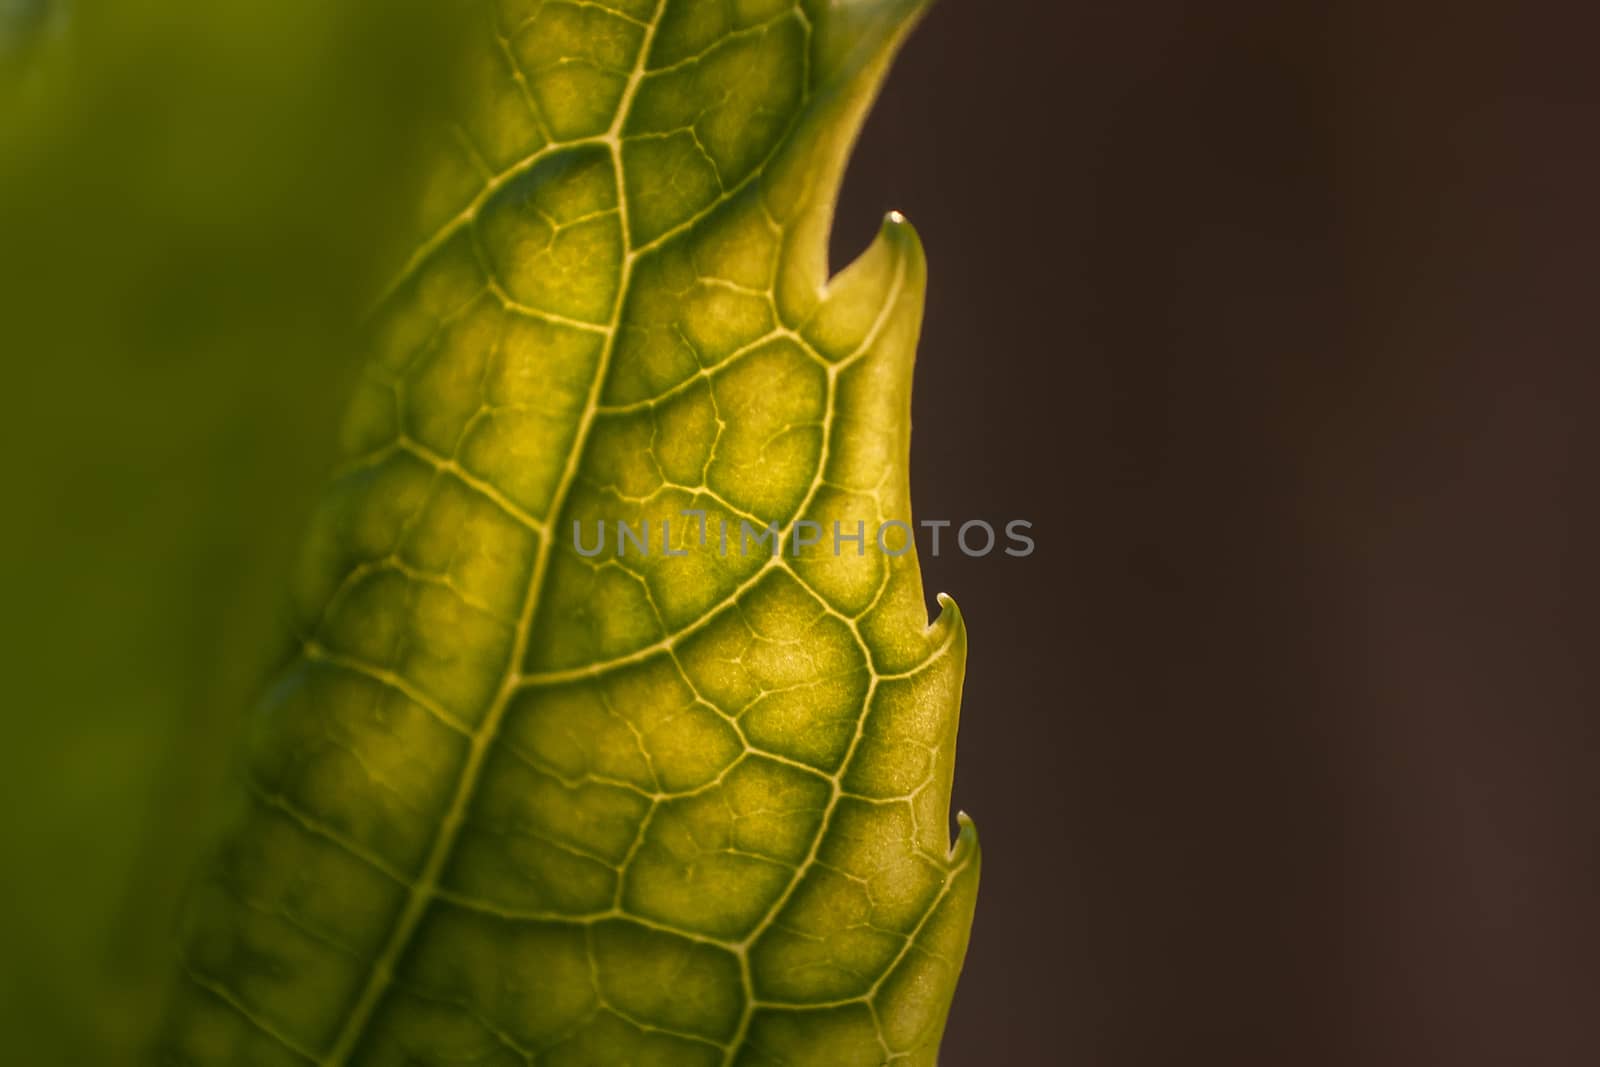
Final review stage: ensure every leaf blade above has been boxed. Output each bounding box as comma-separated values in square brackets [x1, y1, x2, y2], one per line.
[159, 2, 978, 1063]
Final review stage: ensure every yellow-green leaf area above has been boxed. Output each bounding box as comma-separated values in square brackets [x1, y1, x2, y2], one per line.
[159, 2, 979, 1065]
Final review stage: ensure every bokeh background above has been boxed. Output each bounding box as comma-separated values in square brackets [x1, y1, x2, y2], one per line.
[4, 1, 1595, 1064]
[2, 3, 458, 1060]
[831, 1, 1599, 1064]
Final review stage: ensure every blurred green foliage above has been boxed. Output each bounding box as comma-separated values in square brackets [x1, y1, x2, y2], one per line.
[0, 2, 460, 1061]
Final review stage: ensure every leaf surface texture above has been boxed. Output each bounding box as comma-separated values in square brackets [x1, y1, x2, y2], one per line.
[161, 2, 978, 1064]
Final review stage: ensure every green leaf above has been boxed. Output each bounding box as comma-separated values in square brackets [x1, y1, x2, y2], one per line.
[1, 4, 460, 1062]
[158, 2, 978, 1064]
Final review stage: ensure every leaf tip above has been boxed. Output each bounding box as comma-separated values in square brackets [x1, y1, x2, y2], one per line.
[931, 590, 963, 633]
[876, 208, 926, 271]
[951, 809, 981, 866]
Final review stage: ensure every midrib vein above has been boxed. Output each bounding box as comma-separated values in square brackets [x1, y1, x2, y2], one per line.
[320, 6, 665, 1061]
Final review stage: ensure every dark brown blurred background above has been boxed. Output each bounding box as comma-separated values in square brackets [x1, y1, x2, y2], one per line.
[829, 2, 1600, 1064]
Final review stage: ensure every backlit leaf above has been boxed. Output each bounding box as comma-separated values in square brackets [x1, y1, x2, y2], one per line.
[158, 2, 978, 1063]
